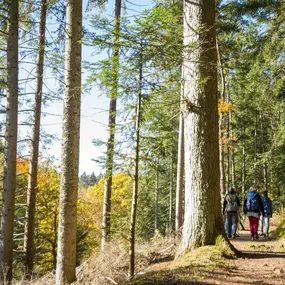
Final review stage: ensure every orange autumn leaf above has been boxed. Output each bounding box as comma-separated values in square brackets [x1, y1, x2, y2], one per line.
[16, 158, 29, 174]
[218, 98, 237, 114]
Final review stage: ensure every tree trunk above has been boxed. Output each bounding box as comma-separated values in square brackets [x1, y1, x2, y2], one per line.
[226, 145, 230, 190]
[231, 145, 235, 186]
[217, 40, 226, 196]
[175, 113, 184, 232]
[260, 113, 268, 193]
[253, 113, 258, 186]
[0, 0, 18, 282]
[168, 150, 173, 233]
[53, 213, 57, 270]
[178, 0, 223, 253]
[219, 117, 225, 195]
[242, 128, 246, 197]
[154, 162, 159, 233]
[263, 163, 268, 192]
[128, 41, 143, 281]
[226, 89, 230, 190]
[229, 106, 235, 185]
[101, 0, 122, 250]
[24, 0, 47, 276]
[55, 0, 82, 283]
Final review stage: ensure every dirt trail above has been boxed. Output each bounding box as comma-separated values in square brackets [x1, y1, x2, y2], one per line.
[204, 230, 285, 285]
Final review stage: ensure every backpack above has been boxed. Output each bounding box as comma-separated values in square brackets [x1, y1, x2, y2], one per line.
[226, 194, 238, 212]
[262, 196, 271, 215]
[246, 192, 259, 212]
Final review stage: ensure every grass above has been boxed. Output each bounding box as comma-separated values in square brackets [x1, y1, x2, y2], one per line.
[271, 218, 285, 239]
[125, 245, 229, 285]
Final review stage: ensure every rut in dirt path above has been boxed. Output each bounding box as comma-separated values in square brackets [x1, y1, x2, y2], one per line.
[204, 230, 285, 285]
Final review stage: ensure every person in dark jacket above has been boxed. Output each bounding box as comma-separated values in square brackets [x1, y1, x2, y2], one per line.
[223, 187, 240, 239]
[243, 186, 264, 240]
[259, 191, 273, 237]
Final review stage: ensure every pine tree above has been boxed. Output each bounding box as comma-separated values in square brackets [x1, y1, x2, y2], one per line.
[0, 0, 19, 281]
[101, 0, 122, 250]
[128, 37, 143, 280]
[24, 0, 47, 276]
[56, 0, 82, 282]
[178, 0, 224, 254]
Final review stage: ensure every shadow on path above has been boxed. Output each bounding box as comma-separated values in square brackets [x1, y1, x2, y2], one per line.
[241, 250, 285, 259]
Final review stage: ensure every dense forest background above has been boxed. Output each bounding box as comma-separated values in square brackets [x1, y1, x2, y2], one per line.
[0, 0, 285, 284]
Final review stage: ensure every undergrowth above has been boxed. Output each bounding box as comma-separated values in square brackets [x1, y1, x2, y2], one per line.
[125, 245, 229, 285]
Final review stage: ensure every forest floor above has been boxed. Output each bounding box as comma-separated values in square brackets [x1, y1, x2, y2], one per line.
[127, 218, 285, 285]
[202, 230, 285, 285]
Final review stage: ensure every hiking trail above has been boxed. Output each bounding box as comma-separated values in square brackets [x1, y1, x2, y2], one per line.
[203, 229, 285, 285]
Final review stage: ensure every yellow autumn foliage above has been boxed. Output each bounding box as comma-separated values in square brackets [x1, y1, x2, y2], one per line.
[78, 172, 132, 251]
[218, 97, 236, 114]
[16, 157, 30, 174]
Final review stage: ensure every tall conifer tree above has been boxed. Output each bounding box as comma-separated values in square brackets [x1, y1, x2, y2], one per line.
[24, 0, 47, 276]
[56, 0, 82, 283]
[0, 0, 19, 281]
[101, 0, 122, 250]
[178, 0, 224, 253]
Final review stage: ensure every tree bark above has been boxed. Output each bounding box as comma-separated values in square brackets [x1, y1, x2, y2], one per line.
[128, 40, 143, 281]
[260, 113, 268, 193]
[168, 150, 173, 233]
[0, 0, 18, 282]
[154, 162, 159, 233]
[217, 39, 225, 195]
[175, 113, 184, 232]
[55, 0, 82, 283]
[101, 0, 122, 251]
[242, 128, 246, 197]
[226, 88, 230, 190]
[263, 163, 268, 192]
[219, 117, 225, 195]
[24, 0, 47, 276]
[229, 107, 235, 186]
[178, 0, 223, 254]
[253, 113, 258, 186]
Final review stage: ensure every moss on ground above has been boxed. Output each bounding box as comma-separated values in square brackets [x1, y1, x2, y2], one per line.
[125, 245, 231, 285]
[271, 219, 285, 238]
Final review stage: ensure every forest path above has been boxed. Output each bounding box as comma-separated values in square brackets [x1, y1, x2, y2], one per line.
[203, 229, 285, 285]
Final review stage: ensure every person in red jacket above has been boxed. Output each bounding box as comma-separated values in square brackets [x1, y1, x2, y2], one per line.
[243, 186, 264, 240]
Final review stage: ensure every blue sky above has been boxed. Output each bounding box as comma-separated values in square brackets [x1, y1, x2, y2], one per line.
[39, 0, 154, 175]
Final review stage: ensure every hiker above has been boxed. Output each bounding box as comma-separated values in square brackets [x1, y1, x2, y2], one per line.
[243, 186, 264, 240]
[233, 185, 244, 237]
[223, 187, 240, 239]
[259, 191, 273, 237]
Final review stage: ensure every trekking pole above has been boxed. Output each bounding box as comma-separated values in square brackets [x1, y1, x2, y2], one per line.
[239, 212, 245, 230]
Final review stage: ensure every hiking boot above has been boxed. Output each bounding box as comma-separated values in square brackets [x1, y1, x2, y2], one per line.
[255, 231, 259, 239]
[265, 234, 269, 238]
[259, 232, 264, 237]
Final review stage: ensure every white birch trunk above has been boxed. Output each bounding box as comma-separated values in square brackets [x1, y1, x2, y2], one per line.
[56, 0, 82, 283]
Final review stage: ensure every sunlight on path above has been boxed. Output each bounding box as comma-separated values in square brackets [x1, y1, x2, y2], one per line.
[203, 230, 285, 285]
